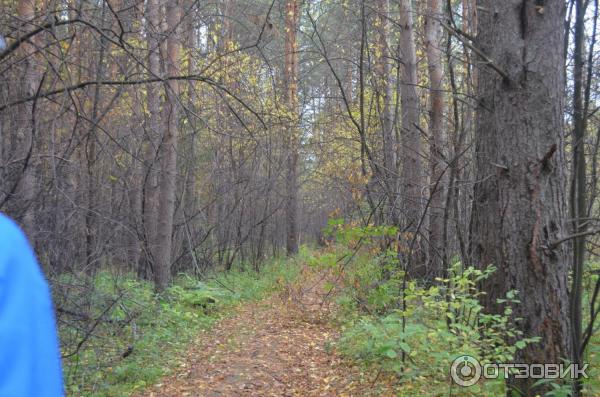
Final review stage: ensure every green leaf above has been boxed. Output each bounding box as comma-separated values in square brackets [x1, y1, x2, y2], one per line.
[384, 349, 398, 358]
[398, 342, 410, 353]
[515, 340, 527, 349]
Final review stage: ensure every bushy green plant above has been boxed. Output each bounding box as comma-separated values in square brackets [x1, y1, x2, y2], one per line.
[324, 222, 538, 395]
[338, 262, 534, 373]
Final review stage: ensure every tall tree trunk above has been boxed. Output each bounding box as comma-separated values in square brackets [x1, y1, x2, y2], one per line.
[141, 0, 162, 278]
[570, 0, 589, 394]
[154, 0, 181, 292]
[182, 4, 199, 273]
[470, 1, 572, 395]
[85, 1, 108, 274]
[425, 0, 445, 279]
[375, 0, 397, 224]
[284, 0, 299, 255]
[16, 0, 39, 238]
[398, 0, 423, 268]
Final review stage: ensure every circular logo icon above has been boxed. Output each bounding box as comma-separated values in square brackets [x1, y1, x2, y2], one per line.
[450, 355, 482, 386]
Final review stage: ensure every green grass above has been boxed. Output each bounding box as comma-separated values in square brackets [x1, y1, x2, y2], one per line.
[56, 254, 301, 397]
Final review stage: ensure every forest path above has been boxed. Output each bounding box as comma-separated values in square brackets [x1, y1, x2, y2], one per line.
[140, 268, 396, 397]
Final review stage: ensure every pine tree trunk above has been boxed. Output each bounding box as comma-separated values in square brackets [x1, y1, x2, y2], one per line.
[470, 1, 572, 395]
[284, 0, 299, 255]
[398, 0, 424, 269]
[154, 0, 181, 292]
[141, 0, 162, 278]
[570, 1, 589, 394]
[375, 0, 398, 225]
[425, 0, 445, 279]
[16, 0, 39, 239]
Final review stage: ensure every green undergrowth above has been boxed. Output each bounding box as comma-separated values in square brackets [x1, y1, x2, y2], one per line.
[56, 252, 303, 397]
[314, 219, 600, 396]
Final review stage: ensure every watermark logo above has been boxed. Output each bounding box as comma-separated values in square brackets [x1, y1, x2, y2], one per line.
[450, 355, 482, 386]
[450, 355, 589, 387]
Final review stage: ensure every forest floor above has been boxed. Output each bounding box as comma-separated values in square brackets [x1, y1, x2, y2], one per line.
[138, 268, 397, 397]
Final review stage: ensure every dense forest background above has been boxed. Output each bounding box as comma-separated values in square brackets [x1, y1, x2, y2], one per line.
[1, 0, 600, 396]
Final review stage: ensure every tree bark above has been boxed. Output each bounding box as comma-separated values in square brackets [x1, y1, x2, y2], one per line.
[16, 0, 39, 238]
[398, 0, 423, 269]
[375, 0, 397, 225]
[141, 0, 162, 278]
[85, 1, 108, 274]
[284, 0, 300, 255]
[154, 0, 181, 292]
[569, 0, 589, 394]
[470, 1, 573, 395]
[425, 0, 445, 279]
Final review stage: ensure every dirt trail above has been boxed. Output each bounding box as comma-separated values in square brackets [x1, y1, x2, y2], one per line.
[139, 270, 396, 397]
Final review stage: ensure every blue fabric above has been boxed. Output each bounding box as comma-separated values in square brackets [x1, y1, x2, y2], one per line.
[0, 214, 63, 397]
